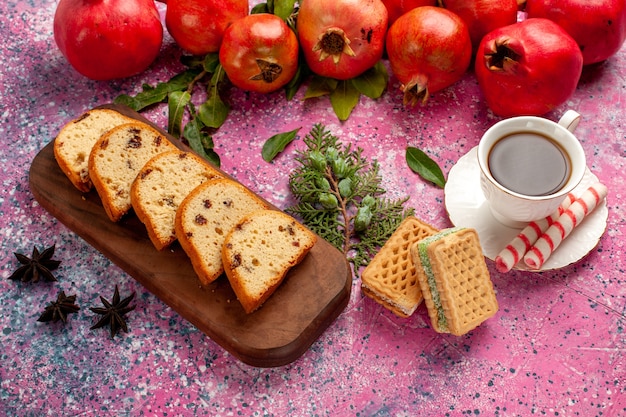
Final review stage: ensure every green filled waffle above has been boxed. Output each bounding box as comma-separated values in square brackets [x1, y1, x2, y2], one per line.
[410, 227, 498, 336]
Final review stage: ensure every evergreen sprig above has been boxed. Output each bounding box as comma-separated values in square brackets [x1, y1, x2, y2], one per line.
[287, 124, 414, 274]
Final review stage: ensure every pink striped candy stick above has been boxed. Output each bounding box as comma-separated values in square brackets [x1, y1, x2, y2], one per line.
[495, 193, 577, 273]
[524, 182, 608, 269]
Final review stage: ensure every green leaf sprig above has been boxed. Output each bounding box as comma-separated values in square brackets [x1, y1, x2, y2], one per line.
[114, 54, 225, 167]
[303, 62, 389, 121]
[287, 124, 414, 273]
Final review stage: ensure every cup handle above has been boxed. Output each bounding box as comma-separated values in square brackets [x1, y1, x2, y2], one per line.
[558, 110, 581, 132]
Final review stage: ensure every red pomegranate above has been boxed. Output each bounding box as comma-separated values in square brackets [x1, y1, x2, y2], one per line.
[475, 18, 584, 117]
[525, 0, 626, 65]
[53, 0, 163, 80]
[386, 6, 472, 105]
[439, 0, 519, 51]
[165, 0, 249, 55]
[219, 14, 299, 94]
[297, 0, 388, 80]
[381, 0, 437, 25]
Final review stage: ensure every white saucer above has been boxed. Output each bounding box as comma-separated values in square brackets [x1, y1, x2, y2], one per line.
[444, 147, 608, 271]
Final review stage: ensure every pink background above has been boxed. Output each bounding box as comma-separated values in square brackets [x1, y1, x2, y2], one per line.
[1, 1, 624, 415]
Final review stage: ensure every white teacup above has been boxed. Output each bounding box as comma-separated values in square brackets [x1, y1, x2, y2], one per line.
[477, 110, 586, 228]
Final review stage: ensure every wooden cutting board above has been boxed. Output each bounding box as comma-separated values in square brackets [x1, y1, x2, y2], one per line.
[29, 104, 352, 368]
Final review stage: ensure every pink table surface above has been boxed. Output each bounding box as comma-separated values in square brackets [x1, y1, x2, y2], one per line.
[1, 1, 624, 416]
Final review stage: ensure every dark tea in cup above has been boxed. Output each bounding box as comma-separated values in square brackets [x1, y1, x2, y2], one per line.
[487, 131, 572, 196]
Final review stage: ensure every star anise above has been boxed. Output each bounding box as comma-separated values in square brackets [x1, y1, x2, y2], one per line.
[89, 285, 136, 339]
[9, 244, 61, 283]
[37, 291, 80, 323]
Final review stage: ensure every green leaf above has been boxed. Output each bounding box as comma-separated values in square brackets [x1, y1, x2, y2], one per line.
[167, 91, 191, 138]
[197, 65, 229, 129]
[210, 63, 227, 85]
[202, 53, 220, 73]
[202, 149, 221, 168]
[406, 147, 446, 188]
[113, 68, 202, 111]
[273, 0, 297, 20]
[251, 2, 269, 13]
[168, 68, 205, 90]
[329, 80, 360, 121]
[262, 127, 301, 162]
[351, 62, 388, 99]
[198, 87, 229, 129]
[284, 64, 305, 101]
[113, 94, 141, 111]
[114, 84, 165, 111]
[180, 55, 206, 69]
[183, 117, 220, 167]
[304, 76, 337, 99]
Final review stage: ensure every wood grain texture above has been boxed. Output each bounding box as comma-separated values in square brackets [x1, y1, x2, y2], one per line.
[29, 104, 352, 368]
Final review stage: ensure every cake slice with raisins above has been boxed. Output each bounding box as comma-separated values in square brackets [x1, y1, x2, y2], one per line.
[131, 150, 223, 250]
[175, 178, 270, 286]
[88, 122, 178, 222]
[54, 108, 135, 192]
[222, 210, 317, 314]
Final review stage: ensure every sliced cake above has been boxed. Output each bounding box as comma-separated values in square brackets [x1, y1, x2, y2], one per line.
[54, 108, 136, 192]
[222, 210, 317, 314]
[175, 178, 270, 286]
[88, 122, 179, 222]
[130, 150, 222, 250]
